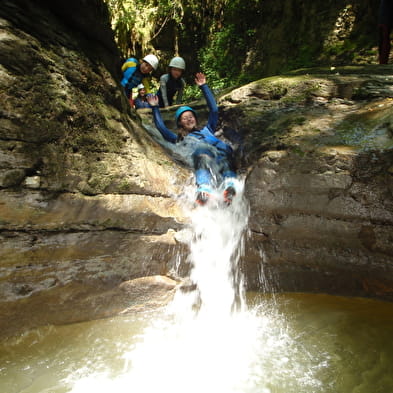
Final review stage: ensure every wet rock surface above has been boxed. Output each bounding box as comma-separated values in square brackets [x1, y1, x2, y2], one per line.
[0, 0, 189, 338]
[218, 66, 393, 299]
[1, 1, 393, 340]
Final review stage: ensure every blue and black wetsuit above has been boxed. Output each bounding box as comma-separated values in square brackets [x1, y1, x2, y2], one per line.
[151, 84, 236, 187]
[134, 95, 150, 109]
[156, 73, 185, 107]
[121, 58, 151, 98]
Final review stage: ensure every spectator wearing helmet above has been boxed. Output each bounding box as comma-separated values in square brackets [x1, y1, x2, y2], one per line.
[121, 54, 159, 105]
[156, 56, 186, 108]
[134, 84, 150, 109]
[147, 73, 237, 206]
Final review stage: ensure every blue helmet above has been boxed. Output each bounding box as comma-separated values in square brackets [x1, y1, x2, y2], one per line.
[175, 106, 197, 125]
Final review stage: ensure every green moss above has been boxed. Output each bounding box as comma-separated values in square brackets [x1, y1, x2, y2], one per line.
[87, 175, 111, 192]
[159, 160, 173, 167]
[324, 40, 357, 59]
[284, 44, 319, 72]
[2, 170, 26, 188]
[318, 106, 393, 151]
[293, 117, 307, 126]
[291, 146, 306, 157]
[118, 179, 131, 192]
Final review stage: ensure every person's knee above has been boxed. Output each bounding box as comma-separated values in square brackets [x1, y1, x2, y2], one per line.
[193, 151, 215, 168]
[193, 147, 214, 158]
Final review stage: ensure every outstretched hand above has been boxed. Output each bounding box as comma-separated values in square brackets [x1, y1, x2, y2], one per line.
[146, 94, 159, 107]
[195, 72, 206, 86]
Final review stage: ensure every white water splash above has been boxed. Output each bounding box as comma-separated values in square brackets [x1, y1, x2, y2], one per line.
[68, 178, 326, 393]
[69, 179, 258, 393]
[173, 178, 249, 315]
[123, 178, 257, 393]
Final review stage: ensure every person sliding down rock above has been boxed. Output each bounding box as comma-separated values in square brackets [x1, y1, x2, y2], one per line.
[146, 72, 237, 206]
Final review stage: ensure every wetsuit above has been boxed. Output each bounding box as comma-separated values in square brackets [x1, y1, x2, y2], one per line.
[134, 95, 150, 109]
[157, 74, 185, 107]
[121, 58, 151, 98]
[378, 0, 393, 64]
[151, 84, 236, 187]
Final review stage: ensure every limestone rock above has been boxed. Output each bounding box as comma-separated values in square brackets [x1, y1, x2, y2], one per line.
[119, 275, 177, 312]
[0, 0, 189, 339]
[220, 67, 393, 300]
[23, 176, 41, 189]
[1, 1, 393, 342]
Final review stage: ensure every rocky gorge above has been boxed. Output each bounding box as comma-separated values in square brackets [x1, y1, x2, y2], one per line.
[0, 0, 392, 339]
[218, 67, 393, 297]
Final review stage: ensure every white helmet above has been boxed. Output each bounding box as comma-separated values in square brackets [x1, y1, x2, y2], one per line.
[142, 54, 159, 70]
[169, 56, 186, 70]
[137, 83, 145, 90]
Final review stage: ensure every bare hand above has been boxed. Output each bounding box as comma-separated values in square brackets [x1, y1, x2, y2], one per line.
[195, 72, 206, 86]
[146, 94, 159, 107]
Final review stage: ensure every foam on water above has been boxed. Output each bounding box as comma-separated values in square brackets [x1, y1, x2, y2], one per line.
[67, 178, 326, 393]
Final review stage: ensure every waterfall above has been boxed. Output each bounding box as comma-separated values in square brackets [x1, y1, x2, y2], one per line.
[172, 178, 249, 316]
[69, 178, 260, 393]
[120, 178, 260, 393]
[69, 178, 327, 393]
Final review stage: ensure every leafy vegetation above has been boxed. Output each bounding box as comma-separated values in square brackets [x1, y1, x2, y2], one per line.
[104, 0, 379, 97]
[104, 0, 184, 56]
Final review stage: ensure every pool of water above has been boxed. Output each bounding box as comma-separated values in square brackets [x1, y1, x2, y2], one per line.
[2, 179, 393, 392]
[1, 292, 393, 393]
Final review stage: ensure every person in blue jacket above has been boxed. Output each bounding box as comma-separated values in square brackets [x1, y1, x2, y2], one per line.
[121, 54, 159, 104]
[146, 72, 237, 205]
[134, 84, 150, 109]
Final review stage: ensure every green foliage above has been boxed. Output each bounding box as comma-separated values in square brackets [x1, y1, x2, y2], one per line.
[324, 40, 357, 59]
[104, 0, 378, 100]
[195, 0, 263, 91]
[197, 23, 256, 91]
[198, 27, 232, 89]
[284, 45, 318, 73]
[105, 0, 262, 90]
[182, 84, 202, 102]
[104, 0, 183, 57]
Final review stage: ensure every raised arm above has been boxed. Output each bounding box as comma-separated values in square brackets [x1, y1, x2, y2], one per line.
[195, 73, 218, 133]
[146, 95, 177, 143]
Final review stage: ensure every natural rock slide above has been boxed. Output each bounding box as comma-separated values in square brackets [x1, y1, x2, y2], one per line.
[0, 0, 392, 339]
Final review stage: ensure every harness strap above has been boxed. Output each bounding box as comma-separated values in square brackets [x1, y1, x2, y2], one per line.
[191, 131, 231, 154]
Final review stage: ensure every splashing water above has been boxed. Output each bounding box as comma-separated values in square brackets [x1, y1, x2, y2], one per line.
[174, 178, 249, 316]
[67, 178, 328, 393]
[69, 179, 260, 393]
[2, 177, 393, 392]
